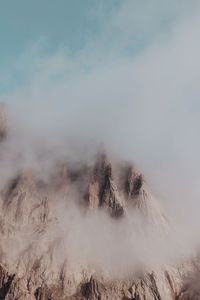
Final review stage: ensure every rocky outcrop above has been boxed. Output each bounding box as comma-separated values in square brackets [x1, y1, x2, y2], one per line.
[85, 154, 124, 217]
[0, 265, 35, 300]
[0, 121, 197, 300]
[122, 164, 168, 230]
[176, 265, 200, 300]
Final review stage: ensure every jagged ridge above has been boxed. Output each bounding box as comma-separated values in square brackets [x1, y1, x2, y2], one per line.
[0, 106, 198, 300]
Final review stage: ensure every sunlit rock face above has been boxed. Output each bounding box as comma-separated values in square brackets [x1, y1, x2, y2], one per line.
[0, 107, 198, 299]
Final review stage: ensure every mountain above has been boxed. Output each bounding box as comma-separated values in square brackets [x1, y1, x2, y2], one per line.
[0, 107, 199, 300]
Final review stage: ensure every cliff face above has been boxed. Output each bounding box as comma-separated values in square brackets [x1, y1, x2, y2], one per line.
[0, 108, 198, 300]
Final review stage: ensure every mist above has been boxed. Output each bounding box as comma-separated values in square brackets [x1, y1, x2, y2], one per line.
[0, 0, 200, 280]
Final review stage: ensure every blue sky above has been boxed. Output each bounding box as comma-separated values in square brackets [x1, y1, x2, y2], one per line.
[1, 1, 200, 215]
[1, 0, 199, 94]
[0, 0, 100, 67]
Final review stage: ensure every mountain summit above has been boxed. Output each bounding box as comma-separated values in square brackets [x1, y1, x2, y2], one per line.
[0, 108, 198, 300]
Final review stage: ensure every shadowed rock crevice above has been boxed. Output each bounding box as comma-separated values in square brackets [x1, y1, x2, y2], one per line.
[125, 166, 143, 199]
[0, 134, 196, 300]
[85, 154, 124, 218]
[0, 266, 16, 299]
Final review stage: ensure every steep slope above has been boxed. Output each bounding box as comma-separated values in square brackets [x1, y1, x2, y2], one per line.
[0, 107, 197, 299]
[0, 154, 189, 299]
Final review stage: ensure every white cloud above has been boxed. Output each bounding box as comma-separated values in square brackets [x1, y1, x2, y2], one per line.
[0, 0, 200, 239]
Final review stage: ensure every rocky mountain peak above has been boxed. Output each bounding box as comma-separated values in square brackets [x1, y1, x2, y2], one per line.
[0, 121, 197, 299]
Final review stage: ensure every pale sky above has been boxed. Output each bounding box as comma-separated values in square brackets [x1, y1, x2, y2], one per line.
[0, 0, 198, 93]
[1, 0, 200, 221]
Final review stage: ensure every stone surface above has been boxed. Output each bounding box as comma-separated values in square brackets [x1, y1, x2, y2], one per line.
[0, 126, 197, 299]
